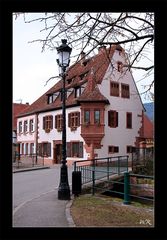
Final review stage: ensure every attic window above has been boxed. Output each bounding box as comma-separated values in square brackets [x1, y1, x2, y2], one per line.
[67, 89, 73, 98]
[117, 62, 123, 72]
[47, 93, 58, 104]
[110, 81, 119, 97]
[121, 84, 130, 98]
[67, 79, 72, 84]
[80, 71, 89, 80]
[74, 87, 81, 98]
[67, 76, 75, 84]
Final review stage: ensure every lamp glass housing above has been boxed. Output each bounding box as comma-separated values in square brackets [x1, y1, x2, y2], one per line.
[56, 39, 72, 68]
[58, 51, 70, 67]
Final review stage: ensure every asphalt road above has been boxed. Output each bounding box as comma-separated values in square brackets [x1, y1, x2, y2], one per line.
[13, 165, 73, 212]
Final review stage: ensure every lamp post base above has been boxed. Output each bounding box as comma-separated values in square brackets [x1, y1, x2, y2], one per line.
[58, 165, 71, 200]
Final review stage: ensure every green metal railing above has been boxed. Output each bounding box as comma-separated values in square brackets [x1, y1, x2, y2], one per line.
[73, 156, 154, 205]
[73, 155, 129, 185]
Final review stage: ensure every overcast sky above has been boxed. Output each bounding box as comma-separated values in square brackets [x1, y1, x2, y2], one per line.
[13, 13, 154, 105]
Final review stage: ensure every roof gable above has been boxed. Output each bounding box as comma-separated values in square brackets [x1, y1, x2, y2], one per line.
[17, 46, 116, 117]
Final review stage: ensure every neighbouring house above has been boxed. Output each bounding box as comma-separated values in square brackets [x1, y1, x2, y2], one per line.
[13, 103, 29, 161]
[144, 102, 154, 122]
[16, 45, 145, 166]
[138, 114, 154, 149]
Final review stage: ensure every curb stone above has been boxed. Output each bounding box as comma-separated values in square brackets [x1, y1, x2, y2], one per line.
[13, 166, 50, 173]
[66, 196, 76, 227]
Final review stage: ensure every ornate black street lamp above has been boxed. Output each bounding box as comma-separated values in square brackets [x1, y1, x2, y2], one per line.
[56, 39, 72, 200]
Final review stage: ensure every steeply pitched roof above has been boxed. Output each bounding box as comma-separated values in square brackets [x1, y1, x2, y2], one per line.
[17, 46, 116, 117]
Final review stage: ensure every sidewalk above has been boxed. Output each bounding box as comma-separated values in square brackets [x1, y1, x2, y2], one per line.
[13, 189, 75, 227]
[13, 166, 76, 227]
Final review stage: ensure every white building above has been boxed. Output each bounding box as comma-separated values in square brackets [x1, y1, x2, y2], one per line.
[17, 45, 144, 166]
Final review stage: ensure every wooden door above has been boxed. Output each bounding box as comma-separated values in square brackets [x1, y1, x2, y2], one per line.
[53, 144, 62, 164]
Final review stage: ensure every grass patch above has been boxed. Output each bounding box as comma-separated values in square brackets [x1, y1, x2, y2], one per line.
[71, 194, 154, 227]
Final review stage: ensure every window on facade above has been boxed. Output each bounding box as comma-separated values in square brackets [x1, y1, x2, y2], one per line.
[30, 143, 34, 154]
[108, 146, 119, 153]
[126, 112, 132, 129]
[19, 121, 22, 133]
[38, 142, 51, 157]
[94, 110, 100, 124]
[121, 84, 130, 98]
[22, 143, 24, 155]
[25, 143, 29, 155]
[55, 114, 63, 131]
[108, 110, 118, 128]
[84, 110, 90, 124]
[68, 112, 80, 130]
[43, 115, 53, 132]
[110, 81, 119, 97]
[24, 120, 28, 133]
[127, 146, 134, 153]
[117, 61, 123, 72]
[29, 119, 34, 132]
[67, 142, 83, 158]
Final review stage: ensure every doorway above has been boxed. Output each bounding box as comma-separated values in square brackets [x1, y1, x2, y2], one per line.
[53, 144, 62, 164]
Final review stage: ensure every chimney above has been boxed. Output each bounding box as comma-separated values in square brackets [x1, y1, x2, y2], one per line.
[98, 45, 106, 54]
[80, 51, 86, 65]
[87, 67, 96, 92]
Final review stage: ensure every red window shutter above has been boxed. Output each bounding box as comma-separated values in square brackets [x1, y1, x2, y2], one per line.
[38, 143, 42, 156]
[47, 143, 51, 156]
[77, 112, 80, 126]
[112, 111, 116, 127]
[68, 113, 71, 127]
[43, 117, 46, 129]
[50, 116, 53, 129]
[66, 142, 71, 157]
[126, 112, 132, 128]
[29, 121, 31, 132]
[55, 115, 57, 129]
[108, 111, 111, 127]
[113, 111, 116, 127]
[79, 142, 83, 158]
[116, 112, 118, 127]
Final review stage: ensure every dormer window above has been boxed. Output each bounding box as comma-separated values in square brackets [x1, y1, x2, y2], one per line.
[74, 87, 81, 98]
[47, 93, 58, 104]
[67, 79, 72, 84]
[80, 71, 89, 80]
[48, 95, 53, 104]
[67, 89, 73, 98]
